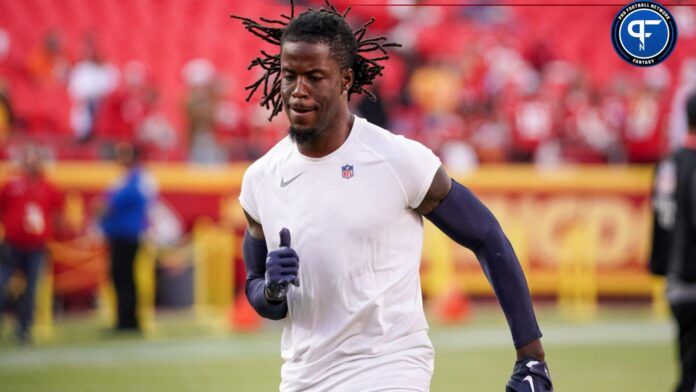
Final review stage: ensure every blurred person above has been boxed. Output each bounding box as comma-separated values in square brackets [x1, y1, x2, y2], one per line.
[0, 79, 15, 142]
[429, 113, 478, 172]
[67, 37, 118, 142]
[0, 29, 8, 62]
[668, 59, 696, 151]
[213, 98, 248, 161]
[27, 30, 70, 84]
[0, 144, 63, 344]
[565, 89, 622, 163]
[409, 62, 460, 116]
[599, 87, 629, 163]
[460, 0, 513, 25]
[182, 58, 226, 163]
[96, 62, 177, 158]
[471, 105, 511, 163]
[650, 92, 696, 392]
[511, 90, 555, 162]
[623, 83, 667, 163]
[100, 143, 156, 331]
[0, 29, 22, 134]
[136, 97, 177, 157]
[22, 31, 72, 136]
[524, 39, 555, 73]
[482, 41, 539, 98]
[97, 61, 151, 143]
[0, 28, 14, 76]
[233, 3, 551, 391]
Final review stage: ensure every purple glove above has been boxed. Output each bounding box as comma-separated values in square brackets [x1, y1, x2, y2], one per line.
[264, 228, 300, 302]
[506, 357, 553, 392]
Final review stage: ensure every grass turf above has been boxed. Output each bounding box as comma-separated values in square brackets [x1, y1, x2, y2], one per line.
[0, 305, 677, 391]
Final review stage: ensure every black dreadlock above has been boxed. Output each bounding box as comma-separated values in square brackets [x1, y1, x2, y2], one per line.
[231, 0, 400, 120]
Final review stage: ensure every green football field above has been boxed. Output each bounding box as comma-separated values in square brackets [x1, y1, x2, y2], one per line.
[0, 305, 676, 391]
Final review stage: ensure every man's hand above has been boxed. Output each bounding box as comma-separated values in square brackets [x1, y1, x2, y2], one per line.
[506, 357, 553, 392]
[264, 228, 299, 302]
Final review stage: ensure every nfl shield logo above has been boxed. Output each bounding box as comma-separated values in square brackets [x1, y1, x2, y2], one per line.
[341, 164, 354, 179]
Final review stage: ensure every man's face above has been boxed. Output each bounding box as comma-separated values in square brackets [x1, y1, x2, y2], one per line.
[280, 41, 350, 144]
[21, 147, 42, 177]
[115, 143, 135, 167]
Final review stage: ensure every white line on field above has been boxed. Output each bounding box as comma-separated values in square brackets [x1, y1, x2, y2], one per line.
[0, 321, 672, 369]
[432, 321, 673, 350]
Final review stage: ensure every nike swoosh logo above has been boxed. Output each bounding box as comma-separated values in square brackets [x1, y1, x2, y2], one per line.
[280, 172, 304, 188]
[523, 375, 535, 392]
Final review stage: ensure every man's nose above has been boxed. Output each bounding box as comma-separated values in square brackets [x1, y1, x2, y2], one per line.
[291, 77, 309, 98]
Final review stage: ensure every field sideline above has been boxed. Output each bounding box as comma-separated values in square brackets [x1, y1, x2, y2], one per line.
[0, 306, 676, 391]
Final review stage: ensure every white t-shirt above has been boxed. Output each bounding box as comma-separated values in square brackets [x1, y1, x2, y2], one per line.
[239, 116, 441, 391]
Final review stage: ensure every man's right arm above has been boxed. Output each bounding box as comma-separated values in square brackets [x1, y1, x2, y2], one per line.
[242, 210, 288, 320]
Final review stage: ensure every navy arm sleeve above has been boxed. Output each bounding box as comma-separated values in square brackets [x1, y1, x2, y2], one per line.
[425, 180, 542, 348]
[242, 230, 288, 320]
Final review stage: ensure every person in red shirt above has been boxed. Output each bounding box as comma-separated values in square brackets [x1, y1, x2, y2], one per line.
[0, 144, 63, 344]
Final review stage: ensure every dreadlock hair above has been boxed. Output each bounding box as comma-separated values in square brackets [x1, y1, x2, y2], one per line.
[231, 0, 400, 120]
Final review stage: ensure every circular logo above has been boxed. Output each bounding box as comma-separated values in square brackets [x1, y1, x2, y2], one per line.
[611, 1, 678, 67]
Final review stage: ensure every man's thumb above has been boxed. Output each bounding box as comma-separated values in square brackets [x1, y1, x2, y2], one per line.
[279, 228, 291, 248]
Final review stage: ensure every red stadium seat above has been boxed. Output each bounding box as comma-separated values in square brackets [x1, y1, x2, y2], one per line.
[0, 0, 687, 162]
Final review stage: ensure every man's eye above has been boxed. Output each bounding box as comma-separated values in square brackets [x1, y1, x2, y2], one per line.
[283, 74, 296, 81]
[310, 75, 323, 82]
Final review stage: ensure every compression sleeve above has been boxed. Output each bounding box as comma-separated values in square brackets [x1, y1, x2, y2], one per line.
[425, 180, 542, 348]
[242, 230, 288, 320]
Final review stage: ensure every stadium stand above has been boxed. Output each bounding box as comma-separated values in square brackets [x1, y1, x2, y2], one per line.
[0, 0, 694, 163]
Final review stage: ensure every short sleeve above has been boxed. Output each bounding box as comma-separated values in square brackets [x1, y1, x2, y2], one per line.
[390, 136, 442, 209]
[239, 163, 262, 224]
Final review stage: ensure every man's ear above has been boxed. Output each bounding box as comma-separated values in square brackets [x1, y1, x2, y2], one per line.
[342, 68, 354, 94]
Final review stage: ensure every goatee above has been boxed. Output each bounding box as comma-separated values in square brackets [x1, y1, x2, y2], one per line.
[289, 127, 322, 145]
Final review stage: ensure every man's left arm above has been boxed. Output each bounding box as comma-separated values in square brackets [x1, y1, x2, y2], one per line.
[417, 166, 551, 391]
